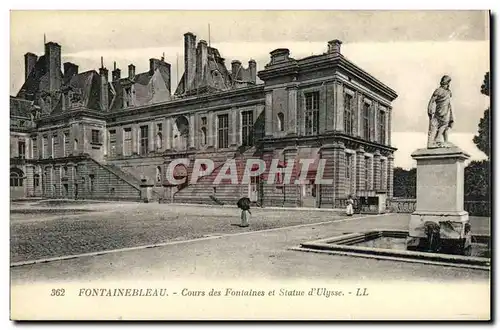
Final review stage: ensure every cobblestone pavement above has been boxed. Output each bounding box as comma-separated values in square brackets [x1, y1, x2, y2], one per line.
[10, 207, 490, 285]
[11, 202, 367, 263]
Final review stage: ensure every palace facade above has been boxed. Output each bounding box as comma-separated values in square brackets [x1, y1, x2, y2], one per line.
[10, 32, 397, 208]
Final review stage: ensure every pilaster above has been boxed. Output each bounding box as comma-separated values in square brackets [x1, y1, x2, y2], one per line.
[356, 147, 366, 191]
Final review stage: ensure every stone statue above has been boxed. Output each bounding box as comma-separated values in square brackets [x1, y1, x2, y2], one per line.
[427, 75, 455, 148]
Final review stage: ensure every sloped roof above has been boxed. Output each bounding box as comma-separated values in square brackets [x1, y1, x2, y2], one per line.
[10, 96, 33, 118]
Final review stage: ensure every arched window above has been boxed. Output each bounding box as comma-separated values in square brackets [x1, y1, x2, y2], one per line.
[10, 168, 24, 187]
[201, 127, 207, 146]
[156, 133, 163, 150]
[277, 112, 285, 131]
[156, 166, 162, 182]
[74, 139, 78, 152]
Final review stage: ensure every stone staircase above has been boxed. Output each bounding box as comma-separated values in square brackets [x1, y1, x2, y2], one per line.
[172, 146, 258, 205]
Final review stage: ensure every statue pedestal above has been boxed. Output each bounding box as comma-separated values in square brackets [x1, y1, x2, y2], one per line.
[407, 147, 471, 251]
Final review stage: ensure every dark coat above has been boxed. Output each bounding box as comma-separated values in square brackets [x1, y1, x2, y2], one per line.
[237, 197, 251, 211]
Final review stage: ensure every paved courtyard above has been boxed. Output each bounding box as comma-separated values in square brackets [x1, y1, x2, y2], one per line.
[10, 200, 490, 285]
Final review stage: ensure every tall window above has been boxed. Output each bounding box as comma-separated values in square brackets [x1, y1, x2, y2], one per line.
[124, 87, 132, 107]
[109, 129, 117, 157]
[139, 125, 149, 156]
[63, 132, 70, 156]
[18, 141, 26, 159]
[378, 110, 386, 144]
[43, 135, 48, 159]
[277, 112, 285, 132]
[74, 139, 78, 153]
[363, 102, 370, 140]
[156, 166, 162, 183]
[241, 110, 254, 146]
[365, 156, 371, 190]
[123, 128, 132, 156]
[218, 114, 229, 149]
[156, 123, 163, 151]
[200, 117, 208, 147]
[344, 93, 353, 135]
[304, 92, 319, 136]
[91, 129, 100, 144]
[32, 138, 38, 159]
[34, 174, 40, 188]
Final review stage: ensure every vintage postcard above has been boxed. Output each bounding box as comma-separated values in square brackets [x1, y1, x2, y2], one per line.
[9, 10, 491, 320]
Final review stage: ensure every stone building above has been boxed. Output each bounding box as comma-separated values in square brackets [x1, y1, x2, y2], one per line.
[10, 32, 397, 208]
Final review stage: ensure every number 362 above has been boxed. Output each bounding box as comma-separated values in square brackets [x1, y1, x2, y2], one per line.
[50, 289, 65, 296]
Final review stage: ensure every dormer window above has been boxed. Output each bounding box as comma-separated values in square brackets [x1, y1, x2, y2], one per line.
[124, 87, 132, 107]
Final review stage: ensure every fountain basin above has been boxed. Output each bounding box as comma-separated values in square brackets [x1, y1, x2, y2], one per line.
[291, 230, 490, 271]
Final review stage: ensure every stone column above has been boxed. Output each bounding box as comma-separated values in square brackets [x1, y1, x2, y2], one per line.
[189, 113, 195, 149]
[334, 142, 346, 204]
[287, 86, 298, 135]
[356, 92, 363, 138]
[230, 109, 238, 146]
[334, 82, 344, 132]
[356, 147, 365, 192]
[318, 144, 336, 208]
[373, 150, 381, 191]
[387, 107, 392, 146]
[372, 102, 378, 143]
[116, 127, 123, 156]
[264, 91, 273, 136]
[282, 147, 299, 207]
[387, 153, 394, 199]
[326, 83, 336, 132]
[207, 112, 214, 148]
[81, 125, 89, 155]
[149, 122, 155, 153]
[165, 117, 172, 151]
[319, 84, 327, 134]
[132, 123, 138, 155]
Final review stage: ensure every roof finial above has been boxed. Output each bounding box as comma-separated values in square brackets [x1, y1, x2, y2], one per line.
[114, 61, 116, 70]
[44, 33, 46, 45]
[101, 56, 104, 68]
[208, 23, 211, 47]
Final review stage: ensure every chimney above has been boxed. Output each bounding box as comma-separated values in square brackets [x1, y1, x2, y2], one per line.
[248, 59, 256, 84]
[196, 40, 208, 85]
[327, 39, 342, 54]
[184, 32, 196, 91]
[231, 60, 242, 81]
[99, 64, 109, 111]
[24, 52, 38, 80]
[128, 64, 135, 79]
[112, 62, 121, 82]
[161, 61, 172, 94]
[44, 42, 62, 92]
[149, 58, 161, 75]
[63, 62, 79, 82]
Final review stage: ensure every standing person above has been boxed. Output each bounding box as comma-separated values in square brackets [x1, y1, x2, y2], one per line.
[237, 197, 251, 227]
[346, 195, 354, 216]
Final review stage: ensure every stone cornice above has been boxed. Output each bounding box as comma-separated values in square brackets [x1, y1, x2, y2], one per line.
[259, 132, 397, 153]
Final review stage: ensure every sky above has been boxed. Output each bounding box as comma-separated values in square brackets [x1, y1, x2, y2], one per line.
[9, 10, 490, 169]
